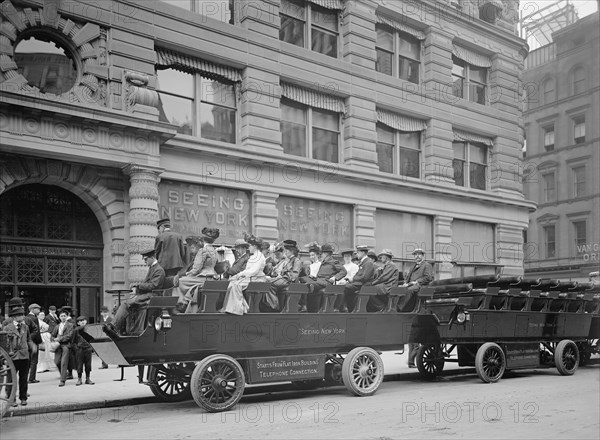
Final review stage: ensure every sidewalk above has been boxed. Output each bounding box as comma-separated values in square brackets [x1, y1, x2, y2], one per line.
[4, 350, 432, 417]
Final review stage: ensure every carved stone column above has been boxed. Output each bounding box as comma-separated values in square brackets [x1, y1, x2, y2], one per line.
[355, 205, 376, 248]
[253, 191, 279, 244]
[123, 164, 161, 285]
[434, 216, 454, 280]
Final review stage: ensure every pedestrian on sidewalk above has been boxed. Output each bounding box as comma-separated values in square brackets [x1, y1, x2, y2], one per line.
[2, 307, 31, 406]
[25, 303, 42, 384]
[36, 310, 57, 373]
[51, 308, 74, 387]
[74, 316, 95, 385]
[98, 306, 112, 369]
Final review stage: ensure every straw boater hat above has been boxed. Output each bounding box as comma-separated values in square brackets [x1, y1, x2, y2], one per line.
[233, 238, 249, 248]
[157, 218, 171, 228]
[356, 245, 369, 252]
[282, 239, 298, 250]
[412, 248, 425, 255]
[340, 248, 355, 256]
[378, 249, 394, 258]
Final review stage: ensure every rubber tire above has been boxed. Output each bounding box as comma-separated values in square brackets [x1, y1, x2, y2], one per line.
[555, 340, 579, 376]
[475, 343, 506, 383]
[0, 348, 17, 418]
[416, 344, 445, 380]
[148, 363, 193, 402]
[341, 347, 384, 397]
[190, 355, 245, 412]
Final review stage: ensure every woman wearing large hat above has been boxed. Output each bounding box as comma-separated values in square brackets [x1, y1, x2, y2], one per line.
[173, 227, 220, 313]
[219, 233, 267, 315]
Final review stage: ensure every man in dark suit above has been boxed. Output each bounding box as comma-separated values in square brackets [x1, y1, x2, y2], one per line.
[51, 308, 75, 387]
[302, 244, 347, 313]
[266, 240, 303, 312]
[44, 305, 60, 333]
[401, 248, 434, 367]
[341, 245, 375, 312]
[367, 249, 399, 312]
[154, 218, 186, 277]
[109, 249, 166, 336]
[24, 303, 42, 383]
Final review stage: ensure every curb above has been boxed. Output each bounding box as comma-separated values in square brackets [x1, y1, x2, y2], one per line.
[5, 396, 158, 418]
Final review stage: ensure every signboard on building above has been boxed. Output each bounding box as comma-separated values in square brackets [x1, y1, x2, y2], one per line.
[158, 180, 251, 245]
[276, 196, 352, 250]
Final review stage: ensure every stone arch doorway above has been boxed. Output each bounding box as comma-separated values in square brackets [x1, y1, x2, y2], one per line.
[0, 184, 103, 322]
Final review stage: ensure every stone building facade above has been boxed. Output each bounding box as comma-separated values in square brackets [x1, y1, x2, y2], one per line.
[0, 0, 532, 320]
[523, 12, 600, 281]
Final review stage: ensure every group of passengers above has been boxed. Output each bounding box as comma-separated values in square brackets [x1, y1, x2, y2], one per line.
[170, 230, 435, 316]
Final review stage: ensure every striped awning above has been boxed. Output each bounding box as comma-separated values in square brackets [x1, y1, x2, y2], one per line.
[453, 129, 494, 147]
[377, 109, 426, 132]
[281, 83, 346, 113]
[452, 44, 492, 68]
[309, 0, 344, 10]
[376, 14, 426, 40]
[156, 48, 241, 83]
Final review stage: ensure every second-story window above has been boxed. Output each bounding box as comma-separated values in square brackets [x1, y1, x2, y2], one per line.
[452, 142, 488, 190]
[572, 165, 586, 197]
[452, 57, 487, 104]
[572, 66, 586, 95]
[280, 0, 339, 58]
[544, 224, 556, 258]
[542, 171, 556, 202]
[375, 25, 421, 84]
[543, 125, 555, 151]
[573, 116, 586, 144]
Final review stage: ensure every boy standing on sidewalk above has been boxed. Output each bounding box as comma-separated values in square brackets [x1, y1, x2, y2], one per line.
[2, 307, 31, 406]
[74, 316, 95, 385]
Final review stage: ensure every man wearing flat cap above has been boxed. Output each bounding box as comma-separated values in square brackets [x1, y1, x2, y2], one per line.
[155, 218, 186, 277]
[2, 307, 31, 405]
[173, 228, 219, 313]
[402, 248, 434, 367]
[109, 248, 165, 335]
[367, 249, 399, 312]
[266, 240, 303, 312]
[302, 243, 347, 313]
[341, 245, 375, 312]
[25, 303, 42, 383]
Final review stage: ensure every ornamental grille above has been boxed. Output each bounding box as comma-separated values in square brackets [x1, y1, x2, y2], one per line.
[76, 259, 101, 284]
[16, 212, 44, 238]
[16, 256, 44, 283]
[47, 258, 73, 284]
[0, 255, 13, 283]
[47, 213, 74, 240]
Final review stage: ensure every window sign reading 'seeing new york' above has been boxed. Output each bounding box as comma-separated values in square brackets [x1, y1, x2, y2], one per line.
[277, 196, 353, 250]
[158, 181, 250, 244]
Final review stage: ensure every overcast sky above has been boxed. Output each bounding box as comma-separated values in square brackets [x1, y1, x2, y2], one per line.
[520, 0, 598, 18]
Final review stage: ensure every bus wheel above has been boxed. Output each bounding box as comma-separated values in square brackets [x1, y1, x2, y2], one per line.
[475, 343, 505, 383]
[416, 344, 445, 379]
[148, 362, 193, 402]
[341, 347, 384, 396]
[190, 355, 245, 412]
[555, 340, 579, 376]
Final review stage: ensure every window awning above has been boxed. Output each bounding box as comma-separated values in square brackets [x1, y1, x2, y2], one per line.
[281, 82, 346, 113]
[156, 48, 242, 83]
[309, 0, 344, 10]
[377, 109, 427, 132]
[376, 14, 426, 40]
[453, 129, 494, 147]
[452, 44, 492, 68]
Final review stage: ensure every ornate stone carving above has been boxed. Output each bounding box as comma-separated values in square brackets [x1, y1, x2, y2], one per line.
[123, 71, 159, 119]
[0, 0, 108, 107]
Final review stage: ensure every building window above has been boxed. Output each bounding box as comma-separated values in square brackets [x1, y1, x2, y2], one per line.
[572, 66, 586, 95]
[572, 166, 586, 197]
[281, 99, 339, 163]
[573, 220, 586, 251]
[542, 172, 556, 202]
[542, 77, 555, 104]
[543, 125, 555, 151]
[544, 225, 556, 258]
[452, 142, 488, 190]
[157, 68, 236, 143]
[452, 57, 487, 104]
[573, 117, 585, 143]
[160, 0, 234, 23]
[376, 25, 420, 84]
[279, 0, 338, 58]
[376, 124, 421, 178]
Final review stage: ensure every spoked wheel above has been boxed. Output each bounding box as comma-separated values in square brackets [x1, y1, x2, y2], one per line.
[555, 339, 579, 376]
[416, 344, 445, 380]
[341, 347, 384, 396]
[475, 343, 506, 383]
[190, 355, 245, 412]
[0, 347, 17, 418]
[148, 362, 193, 402]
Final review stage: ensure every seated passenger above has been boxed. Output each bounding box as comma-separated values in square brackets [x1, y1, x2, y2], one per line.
[110, 249, 165, 335]
[219, 234, 266, 315]
[367, 249, 399, 312]
[301, 244, 346, 313]
[297, 243, 322, 312]
[266, 240, 302, 312]
[340, 245, 375, 312]
[173, 228, 219, 313]
[335, 249, 359, 285]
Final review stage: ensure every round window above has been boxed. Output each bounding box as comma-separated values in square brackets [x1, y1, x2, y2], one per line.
[14, 33, 78, 95]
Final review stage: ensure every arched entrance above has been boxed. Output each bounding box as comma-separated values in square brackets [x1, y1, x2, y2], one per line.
[0, 184, 103, 322]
